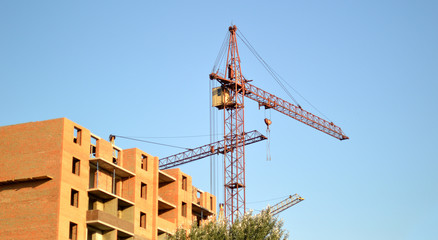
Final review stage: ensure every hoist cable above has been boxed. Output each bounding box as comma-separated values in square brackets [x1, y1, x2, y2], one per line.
[237, 29, 333, 121]
[273, 69, 333, 121]
[238, 32, 299, 106]
[236, 30, 301, 107]
[212, 31, 230, 73]
[247, 194, 291, 204]
[112, 135, 191, 150]
[116, 134, 221, 139]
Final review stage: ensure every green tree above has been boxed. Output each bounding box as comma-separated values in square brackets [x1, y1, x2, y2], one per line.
[168, 209, 289, 240]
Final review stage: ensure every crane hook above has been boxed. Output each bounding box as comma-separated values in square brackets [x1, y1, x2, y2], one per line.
[264, 118, 272, 161]
[264, 118, 272, 128]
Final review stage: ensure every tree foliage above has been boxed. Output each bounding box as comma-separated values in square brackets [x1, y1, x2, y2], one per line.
[167, 209, 289, 240]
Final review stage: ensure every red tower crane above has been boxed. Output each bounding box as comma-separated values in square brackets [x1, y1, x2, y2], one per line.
[209, 25, 348, 223]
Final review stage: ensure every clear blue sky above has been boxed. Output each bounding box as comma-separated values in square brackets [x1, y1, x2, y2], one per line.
[1, 1, 437, 239]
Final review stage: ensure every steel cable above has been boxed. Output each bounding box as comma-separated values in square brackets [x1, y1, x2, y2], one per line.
[237, 29, 333, 121]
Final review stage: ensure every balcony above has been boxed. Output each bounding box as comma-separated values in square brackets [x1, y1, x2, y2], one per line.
[157, 217, 175, 236]
[159, 170, 176, 184]
[90, 157, 135, 178]
[88, 188, 134, 207]
[86, 210, 134, 236]
[192, 202, 214, 217]
[158, 196, 176, 211]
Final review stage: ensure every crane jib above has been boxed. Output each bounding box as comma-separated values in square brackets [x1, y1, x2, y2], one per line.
[270, 194, 304, 216]
[210, 73, 349, 140]
[159, 130, 267, 170]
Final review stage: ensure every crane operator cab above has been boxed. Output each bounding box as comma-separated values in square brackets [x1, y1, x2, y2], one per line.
[212, 87, 231, 109]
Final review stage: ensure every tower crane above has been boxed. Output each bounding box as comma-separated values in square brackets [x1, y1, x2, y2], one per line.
[209, 25, 348, 223]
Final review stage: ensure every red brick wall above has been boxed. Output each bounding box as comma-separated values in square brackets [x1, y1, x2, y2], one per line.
[0, 118, 64, 240]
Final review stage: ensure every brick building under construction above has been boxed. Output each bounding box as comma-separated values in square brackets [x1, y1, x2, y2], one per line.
[0, 118, 216, 240]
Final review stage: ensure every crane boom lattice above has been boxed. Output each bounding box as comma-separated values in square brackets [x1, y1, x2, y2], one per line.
[159, 130, 267, 170]
[271, 194, 304, 216]
[209, 73, 349, 141]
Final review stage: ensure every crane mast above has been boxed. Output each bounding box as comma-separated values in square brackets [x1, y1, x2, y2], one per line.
[221, 25, 246, 223]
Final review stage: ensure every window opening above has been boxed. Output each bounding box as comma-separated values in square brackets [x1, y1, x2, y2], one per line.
[90, 136, 97, 158]
[210, 197, 213, 210]
[73, 127, 82, 145]
[197, 190, 202, 204]
[71, 189, 79, 207]
[141, 154, 148, 171]
[69, 222, 78, 240]
[72, 157, 80, 175]
[141, 182, 147, 200]
[112, 148, 119, 165]
[182, 176, 187, 191]
[182, 202, 187, 217]
[140, 212, 146, 229]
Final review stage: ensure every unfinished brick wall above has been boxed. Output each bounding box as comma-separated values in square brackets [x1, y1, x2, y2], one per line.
[0, 118, 64, 240]
[0, 118, 217, 240]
